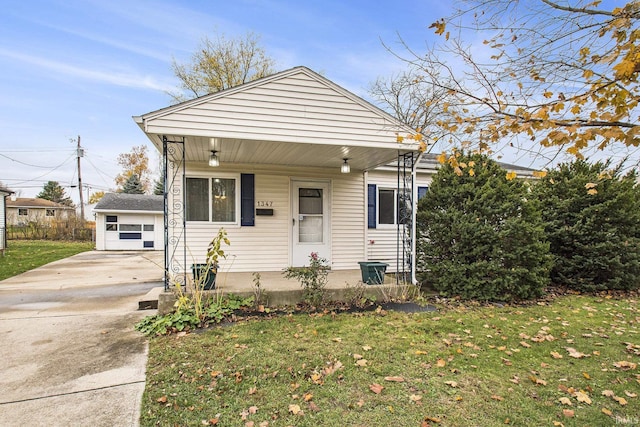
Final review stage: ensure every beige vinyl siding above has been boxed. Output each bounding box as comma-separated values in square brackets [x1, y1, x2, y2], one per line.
[168, 163, 367, 273]
[145, 72, 406, 145]
[366, 170, 433, 272]
[331, 174, 365, 270]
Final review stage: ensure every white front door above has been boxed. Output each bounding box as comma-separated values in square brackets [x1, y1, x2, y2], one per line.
[291, 180, 331, 266]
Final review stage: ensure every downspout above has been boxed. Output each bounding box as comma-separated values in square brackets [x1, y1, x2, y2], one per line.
[363, 170, 368, 262]
[411, 150, 425, 286]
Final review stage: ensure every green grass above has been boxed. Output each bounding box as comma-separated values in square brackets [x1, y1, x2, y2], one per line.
[141, 295, 639, 426]
[0, 240, 94, 281]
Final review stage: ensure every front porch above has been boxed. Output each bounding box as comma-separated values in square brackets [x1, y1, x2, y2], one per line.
[156, 268, 414, 314]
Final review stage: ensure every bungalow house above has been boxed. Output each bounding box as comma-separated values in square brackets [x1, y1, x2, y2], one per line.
[134, 66, 536, 290]
[6, 198, 76, 226]
[93, 193, 163, 250]
[0, 187, 13, 253]
[134, 66, 424, 288]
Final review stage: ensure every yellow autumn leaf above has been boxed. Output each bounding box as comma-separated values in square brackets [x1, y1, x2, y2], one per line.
[574, 391, 592, 405]
[505, 171, 517, 181]
[613, 396, 628, 406]
[602, 408, 613, 416]
[437, 152, 447, 164]
[587, 188, 598, 195]
[396, 135, 404, 143]
[585, 182, 597, 189]
[436, 358, 446, 368]
[468, 168, 475, 177]
[558, 397, 573, 406]
[613, 59, 637, 79]
[288, 404, 302, 415]
[429, 19, 446, 36]
[551, 351, 563, 359]
[533, 170, 547, 178]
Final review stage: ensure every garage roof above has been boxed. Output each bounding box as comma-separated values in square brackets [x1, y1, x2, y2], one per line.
[94, 193, 163, 213]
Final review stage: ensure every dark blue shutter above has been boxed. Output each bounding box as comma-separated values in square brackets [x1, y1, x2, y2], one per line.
[240, 174, 255, 226]
[418, 186, 429, 200]
[367, 184, 376, 229]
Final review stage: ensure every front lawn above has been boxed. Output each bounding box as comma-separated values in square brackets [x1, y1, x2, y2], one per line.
[141, 295, 639, 426]
[0, 240, 94, 281]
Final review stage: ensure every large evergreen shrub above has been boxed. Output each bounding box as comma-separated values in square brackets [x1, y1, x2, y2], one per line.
[417, 152, 551, 301]
[534, 160, 640, 292]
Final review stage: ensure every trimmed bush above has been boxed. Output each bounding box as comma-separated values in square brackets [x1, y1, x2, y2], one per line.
[417, 152, 551, 301]
[534, 160, 640, 292]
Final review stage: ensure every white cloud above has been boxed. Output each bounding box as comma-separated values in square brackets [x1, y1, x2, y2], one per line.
[0, 48, 175, 92]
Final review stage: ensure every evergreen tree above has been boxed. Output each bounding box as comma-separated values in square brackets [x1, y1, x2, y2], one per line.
[37, 181, 74, 206]
[153, 169, 165, 196]
[122, 174, 144, 194]
[417, 152, 551, 301]
[534, 160, 640, 291]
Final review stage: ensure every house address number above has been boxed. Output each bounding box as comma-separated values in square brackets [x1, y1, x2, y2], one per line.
[256, 201, 273, 207]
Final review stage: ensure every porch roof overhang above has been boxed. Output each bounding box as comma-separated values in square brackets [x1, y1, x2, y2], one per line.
[133, 124, 421, 172]
[133, 66, 422, 171]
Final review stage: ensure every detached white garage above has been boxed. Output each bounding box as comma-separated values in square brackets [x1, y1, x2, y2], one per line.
[94, 193, 163, 251]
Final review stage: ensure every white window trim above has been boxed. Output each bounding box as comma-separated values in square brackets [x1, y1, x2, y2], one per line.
[185, 172, 241, 227]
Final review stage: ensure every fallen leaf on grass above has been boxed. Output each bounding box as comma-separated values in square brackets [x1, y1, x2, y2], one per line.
[566, 347, 589, 359]
[436, 359, 446, 368]
[558, 397, 572, 406]
[602, 390, 615, 397]
[562, 409, 575, 418]
[422, 415, 441, 424]
[613, 396, 628, 406]
[410, 394, 422, 402]
[308, 401, 320, 412]
[614, 361, 637, 370]
[574, 391, 592, 405]
[602, 408, 613, 416]
[303, 393, 313, 402]
[529, 375, 547, 386]
[369, 383, 384, 394]
[288, 404, 303, 415]
[445, 381, 458, 388]
[356, 359, 368, 367]
[550, 351, 563, 359]
[491, 395, 504, 401]
[157, 395, 168, 403]
[520, 341, 531, 348]
[624, 391, 637, 398]
[384, 376, 405, 382]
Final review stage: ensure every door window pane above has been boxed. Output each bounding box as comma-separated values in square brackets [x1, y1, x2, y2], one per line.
[299, 188, 322, 214]
[299, 216, 323, 243]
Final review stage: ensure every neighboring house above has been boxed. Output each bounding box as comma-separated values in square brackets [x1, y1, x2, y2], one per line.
[0, 187, 14, 253]
[94, 193, 163, 251]
[133, 66, 535, 287]
[6, 198, 75, 226]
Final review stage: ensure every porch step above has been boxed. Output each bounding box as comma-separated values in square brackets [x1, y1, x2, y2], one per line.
[138, 286, 163, 310]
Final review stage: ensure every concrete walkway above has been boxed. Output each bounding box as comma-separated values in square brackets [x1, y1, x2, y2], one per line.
[0, 250, 164, 427]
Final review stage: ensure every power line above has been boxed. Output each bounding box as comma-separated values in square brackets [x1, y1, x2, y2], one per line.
[0, 152, 75, 169]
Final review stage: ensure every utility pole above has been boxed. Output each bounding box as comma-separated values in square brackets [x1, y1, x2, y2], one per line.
[76, 135, 85, 221]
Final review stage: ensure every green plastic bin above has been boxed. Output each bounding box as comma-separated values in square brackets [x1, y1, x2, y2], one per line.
[358, 261, 388, 285]
[191, 264, 217, 290]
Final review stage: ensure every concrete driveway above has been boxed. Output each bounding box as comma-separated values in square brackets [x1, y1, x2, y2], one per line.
[0, 250, 164, 427]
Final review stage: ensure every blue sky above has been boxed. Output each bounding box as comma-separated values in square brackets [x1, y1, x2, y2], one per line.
[0, 0, 448, 201]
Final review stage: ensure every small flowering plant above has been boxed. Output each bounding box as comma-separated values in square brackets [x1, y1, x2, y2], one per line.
[283, 252, 329, 306]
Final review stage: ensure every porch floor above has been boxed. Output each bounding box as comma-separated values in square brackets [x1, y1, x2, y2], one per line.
[155, 269, 412, 314]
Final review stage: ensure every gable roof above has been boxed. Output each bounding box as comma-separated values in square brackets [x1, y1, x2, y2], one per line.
[7, 198, 74, 209]
[94, 193, 163, 213]
[134, 66, 420, 171]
